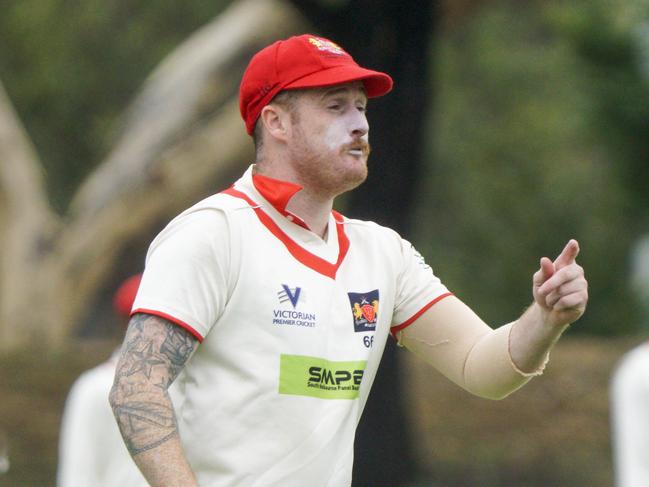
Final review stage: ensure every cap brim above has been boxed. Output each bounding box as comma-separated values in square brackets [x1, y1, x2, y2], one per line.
[284, 65, 393, 98]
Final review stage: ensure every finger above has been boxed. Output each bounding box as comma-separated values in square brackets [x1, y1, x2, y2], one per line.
[553, 291, 588, 311]
[533, 257, 555, 286]
[537, 264, 584, 296]
[544, 279, 588, 307]
[554, 239, 580, 270]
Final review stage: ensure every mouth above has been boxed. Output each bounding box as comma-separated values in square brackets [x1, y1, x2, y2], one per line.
[344, 142, 371, 158]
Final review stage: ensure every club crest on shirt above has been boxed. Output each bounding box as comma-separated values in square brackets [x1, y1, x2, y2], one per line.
[347, 290, 379, 332]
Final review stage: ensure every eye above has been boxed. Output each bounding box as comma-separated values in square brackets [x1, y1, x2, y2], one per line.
[357, 105, 367, 113]
[327, 103, 342, 111]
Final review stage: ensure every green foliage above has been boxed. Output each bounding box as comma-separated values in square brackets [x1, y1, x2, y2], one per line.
[415, 0, 646, 335]
[552, 0, 649, 215]
[0, 0, 232, 211]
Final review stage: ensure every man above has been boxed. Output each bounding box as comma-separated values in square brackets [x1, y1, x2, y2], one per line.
[110, 34, 588, 486]
[611, 341, 649, 487]
[58, 274, 148, 487]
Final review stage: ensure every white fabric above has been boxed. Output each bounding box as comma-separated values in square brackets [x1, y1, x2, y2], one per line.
[57, 352, 148, 487]
[133, 165, 449, 486]
[611, 342, 649, 487]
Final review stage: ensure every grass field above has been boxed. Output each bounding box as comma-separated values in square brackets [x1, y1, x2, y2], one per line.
[0, 335, 640, 486]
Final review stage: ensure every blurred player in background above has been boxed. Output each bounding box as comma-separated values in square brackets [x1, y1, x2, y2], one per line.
[611, 340, 649, 487]
[109, 34, 588, 486]
[57, 274, 147, 487]
[0, 429, 9, 476]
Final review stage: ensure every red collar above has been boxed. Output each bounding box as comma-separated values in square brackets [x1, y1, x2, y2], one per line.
[252, 173, 310, 230]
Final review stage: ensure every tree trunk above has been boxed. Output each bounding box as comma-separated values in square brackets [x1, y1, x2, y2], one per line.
[0, 82, 59, 350]
[0, 0, 306, 352]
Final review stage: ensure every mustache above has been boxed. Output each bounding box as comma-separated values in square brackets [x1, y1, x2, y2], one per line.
[342, 140, 371, 157]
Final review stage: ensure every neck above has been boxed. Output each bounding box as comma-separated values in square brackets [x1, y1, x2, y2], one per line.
[254, 162, 334, 239]
[286, 188, 333, 239]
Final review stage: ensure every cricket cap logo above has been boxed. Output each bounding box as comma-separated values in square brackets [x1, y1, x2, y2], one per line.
[308, 37, 346, 56]
[348, 290, 379, 332]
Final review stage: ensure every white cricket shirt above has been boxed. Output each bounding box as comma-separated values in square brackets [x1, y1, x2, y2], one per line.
[133, 165, 451, 486]
[611, 342, 649, 487]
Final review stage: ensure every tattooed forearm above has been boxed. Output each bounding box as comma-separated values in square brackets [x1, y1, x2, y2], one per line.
[161, 324, 197, 371]
[110, 313, 198, 456]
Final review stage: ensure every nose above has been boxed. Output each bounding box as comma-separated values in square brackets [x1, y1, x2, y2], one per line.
[350, 110, 369, 138]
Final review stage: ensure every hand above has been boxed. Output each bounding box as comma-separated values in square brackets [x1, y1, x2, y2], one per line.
[532, 239, 588, 328]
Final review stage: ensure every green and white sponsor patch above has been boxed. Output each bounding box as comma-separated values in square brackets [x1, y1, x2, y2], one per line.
[279, 354, 366, 399]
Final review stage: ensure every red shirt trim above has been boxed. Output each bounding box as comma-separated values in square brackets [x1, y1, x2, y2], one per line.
[252, 173, 309, 229]
[390, 292, 454, 339]
[221, 187, 349, 279]
[131, 308, 204, 342]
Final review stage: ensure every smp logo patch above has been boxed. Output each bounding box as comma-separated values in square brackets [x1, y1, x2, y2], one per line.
[279, 355, 366, 399]
[347, 290, 379, 332]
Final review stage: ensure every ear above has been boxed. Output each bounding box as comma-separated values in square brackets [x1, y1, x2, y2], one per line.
[259, 104, 291, 142]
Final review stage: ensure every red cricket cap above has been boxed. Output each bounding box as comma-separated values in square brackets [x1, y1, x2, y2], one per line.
[112, 273, 142, 317]
[239, 34, 393, 135]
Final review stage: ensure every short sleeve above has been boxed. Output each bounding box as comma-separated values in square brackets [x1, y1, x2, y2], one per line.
[390, 238, 452, 335]
[132, 208, 232, 340]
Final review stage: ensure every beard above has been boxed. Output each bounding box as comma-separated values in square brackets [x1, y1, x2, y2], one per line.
[289, 127, 371, 198]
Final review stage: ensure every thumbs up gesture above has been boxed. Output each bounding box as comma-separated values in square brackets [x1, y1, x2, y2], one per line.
[533, 239, 588, 328]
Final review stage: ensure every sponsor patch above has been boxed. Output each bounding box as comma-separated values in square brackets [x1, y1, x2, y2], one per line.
[273, 284, 316, 328]
[348, 290, 379, 332]
[279, 355, 366, 399]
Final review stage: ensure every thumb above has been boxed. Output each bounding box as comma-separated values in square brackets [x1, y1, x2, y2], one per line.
[554, 239, 580, 270]
[534, 257, 555, 287]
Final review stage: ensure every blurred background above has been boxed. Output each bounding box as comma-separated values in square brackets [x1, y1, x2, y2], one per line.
[1, 0, 648, 485]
